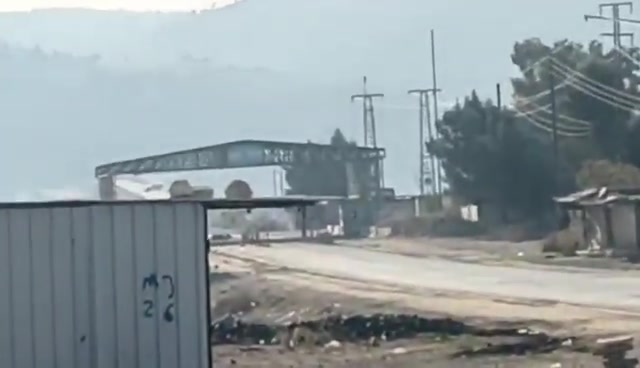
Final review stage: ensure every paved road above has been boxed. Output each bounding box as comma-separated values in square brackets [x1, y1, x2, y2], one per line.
[216, 243, 640, 312]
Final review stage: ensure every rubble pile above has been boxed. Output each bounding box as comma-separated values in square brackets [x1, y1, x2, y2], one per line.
[211, 314, 278, 345]
[291, 314, 469, 342]
[452, 331, 564, 357]
[211, 313, 470, 346]
[211, 312, 569, 356]
[593, 336, 637, 368]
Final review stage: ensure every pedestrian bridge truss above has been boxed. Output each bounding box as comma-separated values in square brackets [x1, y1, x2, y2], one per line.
[95, 139, 385, 177]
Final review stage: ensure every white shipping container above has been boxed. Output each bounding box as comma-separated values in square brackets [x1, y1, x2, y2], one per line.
[0, 201, 210, 368]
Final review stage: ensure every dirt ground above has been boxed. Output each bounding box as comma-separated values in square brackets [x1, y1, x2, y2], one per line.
[345, 236, 640, 271]
[209, 240, 640, 367]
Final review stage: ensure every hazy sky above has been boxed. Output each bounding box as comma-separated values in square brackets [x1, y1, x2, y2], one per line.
[0, 0, 236, 11]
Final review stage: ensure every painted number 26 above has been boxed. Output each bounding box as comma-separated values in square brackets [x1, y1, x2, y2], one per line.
[143, 300, 175, 323]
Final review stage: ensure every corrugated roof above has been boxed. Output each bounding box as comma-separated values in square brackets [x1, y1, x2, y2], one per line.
[553, 188, 599, 204]
[554, 187, 640, 207]
[0, 196, 321, 210]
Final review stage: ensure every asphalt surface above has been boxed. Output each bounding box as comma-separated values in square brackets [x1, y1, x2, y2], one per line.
[216, 242, 640, 312]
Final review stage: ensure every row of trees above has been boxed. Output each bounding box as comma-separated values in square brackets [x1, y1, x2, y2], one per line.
[431, 38, 640, 218]
[285, 37, 640, 223]
[284, 129, 354, 196]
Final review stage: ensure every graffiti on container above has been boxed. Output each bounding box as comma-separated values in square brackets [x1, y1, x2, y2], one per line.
[141, 273, 175, 323]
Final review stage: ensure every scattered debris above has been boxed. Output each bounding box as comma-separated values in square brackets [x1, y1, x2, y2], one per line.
[594, 336, 637, 368]
[451, 333, 564, 358]
[211, 312, 574, 359]
[324, 340, 342, 350]
[391, 347, 408, 355]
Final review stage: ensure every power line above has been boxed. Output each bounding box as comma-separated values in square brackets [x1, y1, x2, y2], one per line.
[551, 57, 640, 104]
[550, 59, 640, 111]
[514, 81, 568, 104]
[514, 102, 552, 115]
[516, 103, 593, 130]
[511, 42, 573, 85]
[514, 107, 592, 137]
[554, 69, 637, 111]
[585, 2, 635, 47]
[513, 69, 594, 130]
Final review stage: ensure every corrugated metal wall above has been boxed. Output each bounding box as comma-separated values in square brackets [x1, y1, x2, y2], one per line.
[0, 201, 210, 368]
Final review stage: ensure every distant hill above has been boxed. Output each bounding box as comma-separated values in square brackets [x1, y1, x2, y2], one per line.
[0, 0, 605, 86]
[0, 0, 612, 198]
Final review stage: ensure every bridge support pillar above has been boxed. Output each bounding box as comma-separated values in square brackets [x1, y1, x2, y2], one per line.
[300, 206, 308, 238]
[98, 176, 116, 200]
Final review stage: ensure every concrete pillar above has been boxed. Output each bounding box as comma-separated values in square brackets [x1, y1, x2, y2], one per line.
[301, 206, 308, 238]
[98, 176, 115, 200]
[581, 209, 588, 248]
[634, 203, 640, 251]
[604, 206, 616, 249]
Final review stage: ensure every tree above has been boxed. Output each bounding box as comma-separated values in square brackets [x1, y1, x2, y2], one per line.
[430, 37, 640, 221]
[511, 38, 640, 163]
[576, 160, 640, 189]
[285, 128, 366, 196]
[429, 91, 557, 217]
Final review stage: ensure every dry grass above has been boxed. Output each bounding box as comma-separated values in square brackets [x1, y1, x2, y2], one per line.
[389, 212, 485, 238]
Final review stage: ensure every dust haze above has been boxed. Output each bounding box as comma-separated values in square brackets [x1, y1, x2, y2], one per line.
[0, 0, 611, 199]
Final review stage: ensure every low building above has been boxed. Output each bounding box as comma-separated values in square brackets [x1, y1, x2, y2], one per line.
[554, 187, 640, 257]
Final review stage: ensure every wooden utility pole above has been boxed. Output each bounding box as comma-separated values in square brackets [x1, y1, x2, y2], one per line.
[585, 2, 635, 47]
[550, 71, 559, 194]
[408, 88, 439, 195]
[497, 83, 508, 222]
[351, 76, 384, 148]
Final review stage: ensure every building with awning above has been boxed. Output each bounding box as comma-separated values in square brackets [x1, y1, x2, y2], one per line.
[554, 187, 640, 257]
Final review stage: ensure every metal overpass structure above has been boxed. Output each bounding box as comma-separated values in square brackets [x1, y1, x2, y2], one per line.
[95, 139, 386, 199]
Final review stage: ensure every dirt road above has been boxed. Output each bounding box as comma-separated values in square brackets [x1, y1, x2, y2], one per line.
[212, 241, 640, 336]
[215, 242, 640, 311]
[211, 240, 640, 366]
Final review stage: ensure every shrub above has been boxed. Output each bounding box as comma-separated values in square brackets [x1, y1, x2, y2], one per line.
[541, 228, 581, 256]
[389, 212, 485, 238]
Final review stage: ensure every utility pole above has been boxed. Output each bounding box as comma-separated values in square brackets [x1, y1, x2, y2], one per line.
[408, 88, 439, 196]
[430, 29, 443, 198]
[351, 76, 384, 235]
[585, 2, 635, 47]
[496, 83, 502, 141]
[496, 82, 503, 146]
[351, 76, 384, 148]
[550, 71, 559, 194]
[497, 83, 508, 223]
